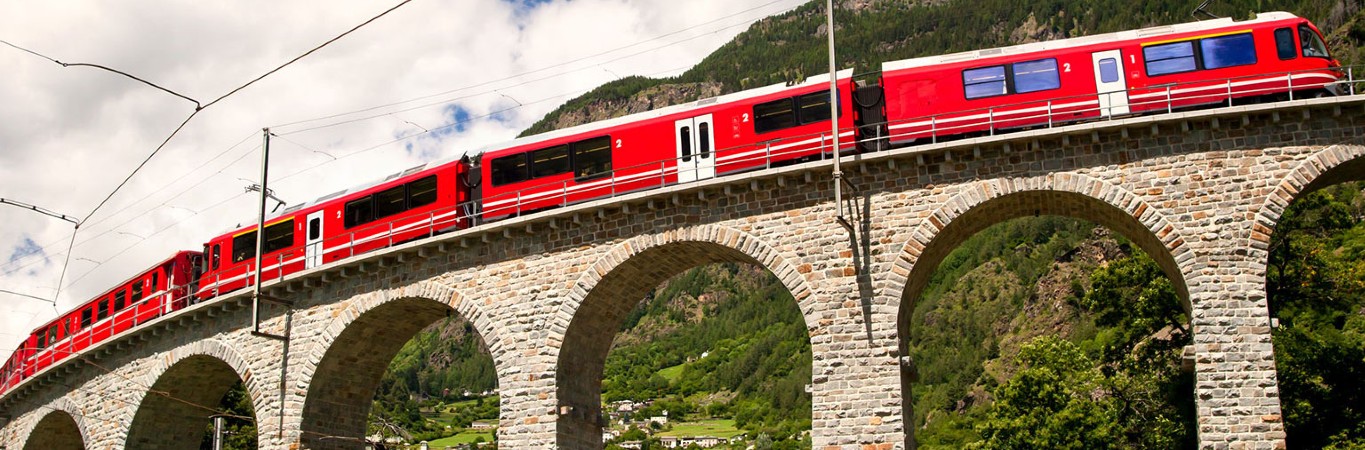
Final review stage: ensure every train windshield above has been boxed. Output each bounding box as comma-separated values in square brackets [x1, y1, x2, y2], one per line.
[1299, 25, 1329, 58]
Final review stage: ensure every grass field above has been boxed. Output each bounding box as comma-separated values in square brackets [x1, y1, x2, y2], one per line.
[425, 428, 496, 447]
[655, 419, 744, 438]
[656, 364, 686, 383]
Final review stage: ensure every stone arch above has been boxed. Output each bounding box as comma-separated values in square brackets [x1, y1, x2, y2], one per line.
[21, 398, 86, 450]
[296, 280, 497, 449]
[887, 173, 1197, 446]
[553, 224, 813, 447]
[125, 339, 259, 450]
[1251, 144, 1365, 249]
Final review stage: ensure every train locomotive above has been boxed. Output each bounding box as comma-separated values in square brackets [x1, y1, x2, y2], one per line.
[1, 11, 1344, 396]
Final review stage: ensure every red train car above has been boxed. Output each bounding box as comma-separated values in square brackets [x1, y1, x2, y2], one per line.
[878, 12, 1341, 146]
[1, 251, 199, 393]
[196, 161, 471, 299]
[476, 71, 858, 220]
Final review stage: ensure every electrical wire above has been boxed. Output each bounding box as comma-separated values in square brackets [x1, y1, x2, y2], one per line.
[79, 0, 417, 227]
[0, 39, 201, 108]
[2, 0, 422, 271]
[6, 0, 800, 318]
[0, 131, 260, 274]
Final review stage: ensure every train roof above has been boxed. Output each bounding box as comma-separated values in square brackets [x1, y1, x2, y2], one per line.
[465, 69, 856, 159]
[882, 11, 1302, 73]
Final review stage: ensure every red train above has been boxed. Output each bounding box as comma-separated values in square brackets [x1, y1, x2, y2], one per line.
[1, 12, 1345, 396]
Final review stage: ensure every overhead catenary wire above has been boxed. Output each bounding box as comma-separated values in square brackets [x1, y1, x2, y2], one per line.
[1, 0, 799, 275]
[7, 0, 805, 317]
[1, 0, 420, 273]
[0, 129, 261, 272]
[79, 0, 417, 226]
[0, 39, 201, 108]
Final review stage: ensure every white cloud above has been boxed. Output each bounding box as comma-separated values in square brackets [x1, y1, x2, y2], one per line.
[0, 0, 804, 360]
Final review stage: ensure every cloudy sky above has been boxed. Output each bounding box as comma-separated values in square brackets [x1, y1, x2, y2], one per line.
[0, 0, 809, 358]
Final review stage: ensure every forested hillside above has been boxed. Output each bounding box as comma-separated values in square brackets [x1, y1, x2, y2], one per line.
[236, 1, 1365, 449]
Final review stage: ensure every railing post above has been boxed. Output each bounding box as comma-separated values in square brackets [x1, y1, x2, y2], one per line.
[988, 108, 995, 135]
[931, 116, 937, 144]
[765, 143, 772, 169]
[1166, 86, 1173, 114]
[1350, 67, 1356, 96]
[1046, 102, 1053, 128]
[562, 180, 569, 207]
[388, 222, 394, 247]
[1289, 73, 1295, 101]
[1226, 79, 1233, 105]
[429, 211, 436, 238]
[349, 232, 355, 258]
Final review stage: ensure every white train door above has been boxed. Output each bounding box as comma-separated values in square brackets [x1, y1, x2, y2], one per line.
[1091, 50, 1130, 117]
[305, 210, 324, 269]
[674, 114, 716, 183]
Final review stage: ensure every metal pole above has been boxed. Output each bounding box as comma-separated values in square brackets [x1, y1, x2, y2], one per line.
[826, 0, 844, 220]
[212, 416, 225, 450]
[253, 128, 270, 335]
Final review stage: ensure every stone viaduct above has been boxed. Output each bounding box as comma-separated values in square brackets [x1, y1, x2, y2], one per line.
[1, 95, 1362, 450]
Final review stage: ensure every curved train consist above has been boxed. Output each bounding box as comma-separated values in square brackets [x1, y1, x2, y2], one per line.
[1, 12, 1346, 395]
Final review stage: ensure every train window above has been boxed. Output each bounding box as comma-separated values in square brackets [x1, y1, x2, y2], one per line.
[132, 282, 143, 303]
[152, 272, 159, 291]
[1275, 28, 1297, 60]
[1201, 33, 1256, 70]
[115, 291, 127, 311]
[81, 309, 92, 328]
[344, 196, 375, 228]
[1144, 41, 1197, 76]
[1299, 25, 1329, 58]
[679, 126, 693, 162]
[491, 154, 530, 186]
[698, 122, 711, 158]
[572, 136, 612, 180]
[97, 300, 108, 321]
[797, 91, 833, 124]
[407, 176, 438, 208]
[211, 244, 221, 270]
[1098, 58, 1120, 83]
[263, 219, 295, 255]
[963, 65, 1007, 99]
[530, 145, 571, 179]
[47, 326, 57, 348]
[309, 218, 321, 240]
[375, 185, 407, 218]
[232, 231, 257, 263]
[1013, 59, 1061, 94]
[753, 98, 797, 133]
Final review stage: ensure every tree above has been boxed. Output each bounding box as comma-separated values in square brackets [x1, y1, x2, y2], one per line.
[973, 336, 1119, 450]
[1268, 183, 1365, 449]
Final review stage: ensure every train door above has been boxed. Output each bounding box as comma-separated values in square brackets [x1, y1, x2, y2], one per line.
[305, 210, 324, 269]
[673, 114, 716, 183]
[1091, 50, 1131, 116]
